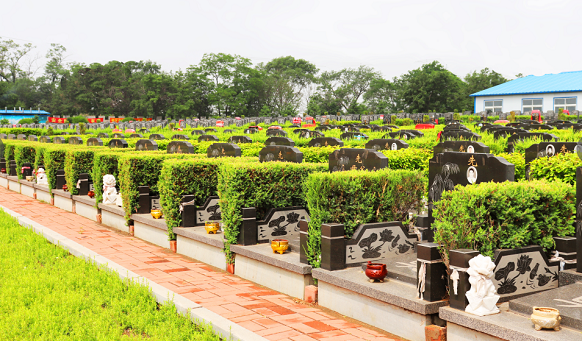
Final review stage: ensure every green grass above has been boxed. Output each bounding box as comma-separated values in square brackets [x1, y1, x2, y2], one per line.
[0, 209, 221, 341]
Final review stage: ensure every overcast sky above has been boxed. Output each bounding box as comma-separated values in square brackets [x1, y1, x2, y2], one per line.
[4, 0, 582, 81]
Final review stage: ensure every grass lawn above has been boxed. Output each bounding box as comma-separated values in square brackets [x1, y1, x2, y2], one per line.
[0, 209, 221, 340]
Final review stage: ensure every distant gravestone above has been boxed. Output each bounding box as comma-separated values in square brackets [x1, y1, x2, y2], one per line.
[433, 141, 490, 155]
[298, 130, 323, 139]
[53, 136, 65, 144]
[17, 134, 26, 140]
[191, 130, 204, 135]
[69, 136, 83, 145]
[171, 134, 189, 140]
[149, 134, 165, 140]
[40, 136, 51, 143]
[108, 139, 128, 149]
[440, 130, 482, 141]
[167, 141, 194, 154]
[265, 136, 295, 147]
[98, 132, 109, 138]
[340, 132, 369, 140]
[28, 135, 38, 142]
[130, 133, 144, 138]
[329, 148, 388, 172]
[365, 139, 409, 151]
[525, 141, 578, 179]
[136, 139, 158, 151]
[198, 135, 219, 142]
[507, 132, 557, 145]
[223, 129, 233, 133]
[112, 133, 125, 138]
[87, 137, 103, 146]
[443, 123, 470, 131]
[207, 143, 241, 158]
[0, 133, 6, 139]
[204, 128, 217, 133]
[228, 136, 252, 144]
[266, 129, 287, 137]
[315, 126, 331, 131]
[371, 126, 392, 132]
[307, 137, 344, 147]
[244, 128, 258, 134]
[259, 145, 303, 163]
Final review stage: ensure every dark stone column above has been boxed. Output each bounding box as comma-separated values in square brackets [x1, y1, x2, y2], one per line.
[0, 158, 6, 173]
[137, 186, 150, 214]
[554, 236, 577, 270]
[449, 249, 479, 310]
[9, 160, 17, 176]
[77, 173, 90, 196]
[417, 243, 448, 302]
[320, 223, 346, 271]
[416, 214, 434, 242]
[299, 220, 309, 264]
[180, 195, 196, 227]
[238, 207, 257, 245]
[55, 169, 66, 189]
[21, 162, 32, 178]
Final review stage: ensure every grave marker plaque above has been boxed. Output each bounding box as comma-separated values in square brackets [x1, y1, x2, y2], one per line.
[171, 134, 189, 140]
[244, 128, 258, 134]
[257, 207, 310, 247]
[135, 139, 158, 151]
[86, 137, 103, 146]
[371, 126, 392, 132]
[53, 136, 65, 144]
[198, 135, 219, 142]
[265, 136, 295, 147]
[365, 139, 409, 151]
[7, 134, 16, 140]
[149, 134, 165, 140]
[108, 139, 128, 149]
[297, 130, 323, 139]
[112, 133, 125, 138]
[340, 132, 369, 140]
[17, 134, 26, 140]
[228, 136, 252, 144]
[345, 222, 417, 265]
[69, 136, 83, 145]
[440, 130, 482, 141]
[329, 148, 388, 172]
[207, 143, 241, 158]
[28, 135, 38, 142]
[433, 141, 490, 155]
[40, 136, 52, 143]
[259, 145, 303, 163]
[191, 130, 204, 135]
[0, 133, 6, 139]
[307, 137, 343, 147]
[130, 133, 144, 138]
[98, 132, 109, 138]
[266, 129, 287, 137]
[167, 141, 194, 154]
[204, 128, 217, 133]
[223, 129, 233, 133]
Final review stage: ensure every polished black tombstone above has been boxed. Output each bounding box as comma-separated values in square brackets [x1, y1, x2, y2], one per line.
[329, 148, 388, 172]
[69, 136, 83, 145]
[0, 133, 6, 139]
[112, 133, 125, 138]
[449, 249, 480, 310]
[77, 173, 93, 196]
[440, 130, 482, 141]
[493, 128, 527, 139]
[17, 134, 26, 140]
[293, 128, 310, 135]
[265, 136, 295, 146]
[525, 142, 577, 167]
[0, 158, 6, 173]
[108, 139, 128, 149]
[198, 135, 219, 142]
[238, 207, 258, 245]
[320, 223, 346, 271]
[223, 129, 233, 133]
[228, 136, 252, 144]
[86, 137, 103, 146]
[207, 143, 241, 158]
[191, 130, 204, 135]
[307, 137, 343, 147]
[9, 160, 17, 176]
[433, 141, 490, 155]
[130, 133, 144, 138]
[371, 126, 392, 132]
[387, 131, 416, 140]
[137, 186, 151, 214]
[443, 123, 469, 131]
[507, 132, 557, 147]
[365, 139, 409, 151]
[204, 128, 217, 133]
[21, 162, 33, 178]
[297, 130, 323, 139]
[167, 141, 194, 154]
[7, 134, 16, 140]
[98, 132, 109, 138]
[171, 134, 190, 140]
[56, 169, 66, 189]
[180, 195, 197, 227]
[244, 128, 258, 134]
[258, 145, 303, 163]
[315, 126, 331, 131]
[135, 139, 158, 151]
[53, 136, 65, 144]
[417, 243, 448, 302]
[340, 132, 369, 140]
[28, 135, 38, 142]
[266, 129, 287, 137]
[149, 134, 166, 140]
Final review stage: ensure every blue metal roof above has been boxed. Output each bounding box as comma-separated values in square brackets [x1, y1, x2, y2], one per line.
[470, 71, 582, 97]
[0, 109, 50, 115]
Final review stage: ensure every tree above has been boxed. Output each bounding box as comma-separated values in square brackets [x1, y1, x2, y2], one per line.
[464, 68, 508, 96]
[363, 78, 397, 114]
[0, 38, 35, 83]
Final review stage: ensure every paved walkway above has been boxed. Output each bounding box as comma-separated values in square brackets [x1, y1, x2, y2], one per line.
[0, 187, 402, 341]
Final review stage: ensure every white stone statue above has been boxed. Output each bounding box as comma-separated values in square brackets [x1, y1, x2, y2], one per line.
[102, 174, 118, 205]
[36, 168, 48, 186]
[465, 254, 500, 316]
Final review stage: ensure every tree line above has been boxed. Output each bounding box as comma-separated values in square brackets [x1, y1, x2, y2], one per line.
[0, 38, 511, 119]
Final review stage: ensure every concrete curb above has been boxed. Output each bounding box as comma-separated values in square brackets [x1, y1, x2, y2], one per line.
[0, 205, 269, 341]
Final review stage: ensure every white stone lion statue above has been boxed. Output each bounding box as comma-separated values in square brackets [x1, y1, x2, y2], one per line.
[102, 174, 118, 205]
[36, 168, 48, 186]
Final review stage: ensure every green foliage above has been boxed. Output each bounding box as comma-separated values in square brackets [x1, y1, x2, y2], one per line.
[497, 152, 525, 181]
[13, 143, 36, 179]
[18, 118, 34, 124]
[218, 161, 327, 263]
[381, 148, 432, 175]
[394, 118, 413, 126]
[423, 115, 429, 123]
[64, 149, 95, 195]
[297, 146, 339, 163]
[0, 118, 9, 125]
[303, 169, 425, 267]
[92, 151, 126, 208]
[69, 115, 89, 124]
[433, 180, 575, 260]
[0, 209, 220, 340]
[43, 146, 67, 192]
[121, 117, 135, 122]
[0, 128, 42, 137]
[529, 152, 581, 185]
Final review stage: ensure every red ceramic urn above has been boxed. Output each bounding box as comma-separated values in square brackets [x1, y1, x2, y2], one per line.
[87, 190, 95, 198]
[365, 261, 387, 283]
[62, 184, 68, 192]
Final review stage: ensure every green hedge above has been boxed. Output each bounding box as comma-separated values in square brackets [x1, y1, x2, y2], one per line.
[43, 146, 67, 192]
[34, 144, 48, 171]
[303, 169, 425, 267]
[218, 161, 327, 263]
[433, 180, 575, 261]
[13, 143, 36, 179]
[64, 149, 95, 195]
[529, 152, 580, 185]
[92, 151, 126, 208]
[0, 128, 42, 137]
[498, 152, 525, 181]
[381, 148, 432, 175]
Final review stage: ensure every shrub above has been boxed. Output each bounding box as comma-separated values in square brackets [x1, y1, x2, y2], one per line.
[497, 152, 525, 181]
[69, 115, 89, 124]
[0, 118, 9, 125]
[34, 144, 48, 170]
[18, 118, 34, 124]
[381, 148, 432, 175]
[0, 128, 42, 137]
[43, 146, 67, 192]
[529, 152, 580, 185]
[121, 117, 135, 122]
[218, 161, 327, 263]
[297, 146, 339, 163]
[303, 169, 425, 267]
[433, 180, 575, 262]
[13, 143, 36, 179]
[394, 118, 413, 126]
[423, 115, 429, 122]
[64, 149, 95, 195]
[390, 115, 396, 124]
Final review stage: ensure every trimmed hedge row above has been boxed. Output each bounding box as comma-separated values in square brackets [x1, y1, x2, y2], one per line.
[303, 169, 425, 267]
[529, 152, 580, 185]
[13, 143, 36, 179]
[433, 180, 575, 262]
[64, 149, 96, 195]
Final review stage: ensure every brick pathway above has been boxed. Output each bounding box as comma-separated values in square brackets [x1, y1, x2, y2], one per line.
[0, 187, 402, 341]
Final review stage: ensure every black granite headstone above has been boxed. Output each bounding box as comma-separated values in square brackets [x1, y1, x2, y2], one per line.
[258, 145, 303, 163]
[0, 133, 6, 139]
[198, 135, 219, 142]
[307, 137, 344, 147]
[77, 173, 93, 196]
[53, 136, 65, 144]
[130, 133, 144, 138]
[440, 130, 482, 141]
[86, 137, 103, 146]
[204, 128, 217, 133]
[417, 243, 448, 302]
[265, 137, 295, 147]
[40, 136, 51, 143]
[108, 139, 128, 149]
[167, 141, 194, 154]
[56, 169, 66, 189]
[17, 134, 26, 140]
[365, 139, 409, 151]
[68, 136, 83, 145]
[433, 141, 490, 155]
[171, 134, 190, 140]
[9, 160, 17, 176]
[340, 132, 369, 140]
[135, 139, 158, 151]
[112, 133, 125, 138]
[298, 130, 323, 139]
[238, 207, 258, 245]
[7, 134, 16, 140]
[228, 136, 252, 144]
[137, 186, 151, 214]
[449, 249, 480, 310]
[244, 128, 258, 134]
[223, 129, 233, 134]
[207, 143, 241, 158]
[329, 148, 388, 172]
[98, 132, 109, 138]
[371, 126, 392, 132]
[191, 130, 204, 135]
[28, 135, 38, 142]
[21, 162, 33, 178]
[149, 134, 166, 140]
[266, 129, 287, 137]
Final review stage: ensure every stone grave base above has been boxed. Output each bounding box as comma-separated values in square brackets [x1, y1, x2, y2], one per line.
[99, 204, 129, 233]
[19, 180, 35, 198]
[34, 185, 51, 203]
[447, 322, 504, 341]
[73, 196, 99, 222]
[7, 176, 21, 193]
[52, 189, 73, 212]
[231, 244, 313, 300]
[131, 213, 170, 249]
[0, 174, 8, 188]
[175, 226, 226, 271]
[313, 267, 447, 341]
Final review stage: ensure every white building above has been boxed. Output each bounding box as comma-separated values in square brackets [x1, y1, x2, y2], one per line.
[471, 71, 581, 114]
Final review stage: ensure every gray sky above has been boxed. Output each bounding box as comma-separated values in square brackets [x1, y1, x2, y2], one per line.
[4, 0, 582, 80]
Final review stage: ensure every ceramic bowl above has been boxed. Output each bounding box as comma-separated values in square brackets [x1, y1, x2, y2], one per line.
[271, 239, 289, 254]
[26, 175, 34, 181]
[151, 209, 163, 219]
[365, 261, 388, 283]
[205, 221, 220, 234]
[87, 190, 95, 199]
[531, 307, 561, 331]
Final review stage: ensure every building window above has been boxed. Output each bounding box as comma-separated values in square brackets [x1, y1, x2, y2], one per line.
[554, 97, 576, 113]
[522, 99, 543, 114]
[484, 100, 502, 113]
